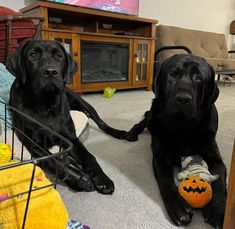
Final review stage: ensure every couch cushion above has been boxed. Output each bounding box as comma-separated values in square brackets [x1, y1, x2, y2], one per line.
[157, 25, 228, 60]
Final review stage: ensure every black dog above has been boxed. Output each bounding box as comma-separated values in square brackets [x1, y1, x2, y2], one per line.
[7, 40, 130, 194]
[127, 54, 227, 228]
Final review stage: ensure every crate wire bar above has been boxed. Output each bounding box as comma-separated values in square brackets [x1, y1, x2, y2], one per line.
[0, 101, 73, 229]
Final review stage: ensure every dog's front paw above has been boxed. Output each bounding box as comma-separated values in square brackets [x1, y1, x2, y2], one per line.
[65, 173, 95, 192]
[91, 172, 115, 194]
[202, 195, 226, 229]
[118, 130, 138, 141]
[125, 132, 138, 141]
[108, 129, 129, 140]
[165, 193, 193, 226]
[124, 127, 141, 141]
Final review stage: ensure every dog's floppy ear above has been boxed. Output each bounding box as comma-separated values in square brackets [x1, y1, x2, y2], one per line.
[56, 41, 78, 84]
[205, 65, 219, 106]
[6, 41, 29, 85]
[152, 61, 164, 98]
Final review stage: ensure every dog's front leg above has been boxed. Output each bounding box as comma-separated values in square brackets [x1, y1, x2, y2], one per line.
[152, 137, 193, 226]
[70, 138, 115, 194]
[201, 140, 227, 229]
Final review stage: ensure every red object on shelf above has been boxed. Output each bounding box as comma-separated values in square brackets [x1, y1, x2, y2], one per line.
[0, 6, 35, 63]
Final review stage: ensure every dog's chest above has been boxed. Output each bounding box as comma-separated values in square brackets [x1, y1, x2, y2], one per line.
[19, 102, 69, 134]
[38, 111, 68, 134]
[166, 133, 198, 155]
[152, 121, 202, 157]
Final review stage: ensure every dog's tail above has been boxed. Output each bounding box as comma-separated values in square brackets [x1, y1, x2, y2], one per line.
[125, 111, 150, 141]
[65, 87, 130, 140]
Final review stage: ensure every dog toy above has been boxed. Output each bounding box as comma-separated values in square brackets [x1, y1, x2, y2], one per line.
[0, 142, 15, 164]
[102, 87, 116, 98]
[176, 155, 219, 208]
[67, 219, 90, 229]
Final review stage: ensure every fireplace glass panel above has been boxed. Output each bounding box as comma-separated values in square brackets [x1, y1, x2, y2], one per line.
[81, 41, 129, 83]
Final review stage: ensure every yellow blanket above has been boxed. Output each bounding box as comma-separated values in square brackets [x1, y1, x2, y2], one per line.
[0, 163, 68, 229]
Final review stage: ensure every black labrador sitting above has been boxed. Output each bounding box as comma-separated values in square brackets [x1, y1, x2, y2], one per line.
[6, 40, 130, 194]
[127, 54, 227, 228]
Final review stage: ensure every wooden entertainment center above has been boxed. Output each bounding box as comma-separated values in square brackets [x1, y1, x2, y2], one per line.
[21, 1, 158, 93]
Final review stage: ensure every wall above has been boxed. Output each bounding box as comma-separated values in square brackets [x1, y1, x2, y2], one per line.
[0, 0, 24, 11]
[1, 0, 234, 48]
[139, 0, 235, 49]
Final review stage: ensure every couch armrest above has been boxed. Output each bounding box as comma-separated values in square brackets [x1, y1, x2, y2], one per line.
[228, 50, 235, 55]
[228, 50, 235, 59]
[154, 45, 192, 61]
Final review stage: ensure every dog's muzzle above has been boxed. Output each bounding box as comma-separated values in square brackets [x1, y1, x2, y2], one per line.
[165, 91, 196, 118]
[175, 93, 193, 106]
[42, 68, 59, 78]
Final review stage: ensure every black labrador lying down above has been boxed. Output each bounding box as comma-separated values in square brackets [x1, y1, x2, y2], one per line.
[127, 54, 227, 228]
[6, 40, 130, 194]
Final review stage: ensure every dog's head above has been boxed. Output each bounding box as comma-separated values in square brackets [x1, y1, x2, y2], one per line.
[153, 54, 219, 118]
[6, 40, 77, 95]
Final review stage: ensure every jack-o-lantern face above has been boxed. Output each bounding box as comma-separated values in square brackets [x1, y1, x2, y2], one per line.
[178, 176, 212, 208]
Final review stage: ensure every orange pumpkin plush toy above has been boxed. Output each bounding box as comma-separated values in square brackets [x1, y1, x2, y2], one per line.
[178, 176, 212, 208]
[176, 155, 219, 208]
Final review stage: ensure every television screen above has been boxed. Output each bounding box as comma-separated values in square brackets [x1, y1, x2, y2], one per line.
[46, 0, 139, 15]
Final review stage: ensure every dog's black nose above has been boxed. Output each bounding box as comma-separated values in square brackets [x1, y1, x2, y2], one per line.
[176, 94, 192, 105]
[43, 68, 59, 78]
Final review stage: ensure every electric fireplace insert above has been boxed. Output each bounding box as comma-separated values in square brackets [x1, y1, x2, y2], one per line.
[81, 41, 129, 84]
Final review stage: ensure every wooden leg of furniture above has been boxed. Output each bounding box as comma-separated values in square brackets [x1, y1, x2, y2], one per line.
[223, 140, 235, 229]
[147, 85, 152, 91]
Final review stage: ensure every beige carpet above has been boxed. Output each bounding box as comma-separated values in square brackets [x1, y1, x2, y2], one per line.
[58, 81, 235, 229]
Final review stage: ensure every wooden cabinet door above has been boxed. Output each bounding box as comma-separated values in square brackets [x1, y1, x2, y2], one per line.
[132, 39, 155, 90]
[48, 32, 80, 91]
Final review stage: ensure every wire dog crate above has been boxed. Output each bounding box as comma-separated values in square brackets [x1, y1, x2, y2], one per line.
[0, 101, 73, 229]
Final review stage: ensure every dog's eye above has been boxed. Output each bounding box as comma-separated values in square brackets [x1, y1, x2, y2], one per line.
[169, 72, 180, 78]
[54, 53, 63, 61]
[30, 52, 39, 59]
[193, 74, 202, 82]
